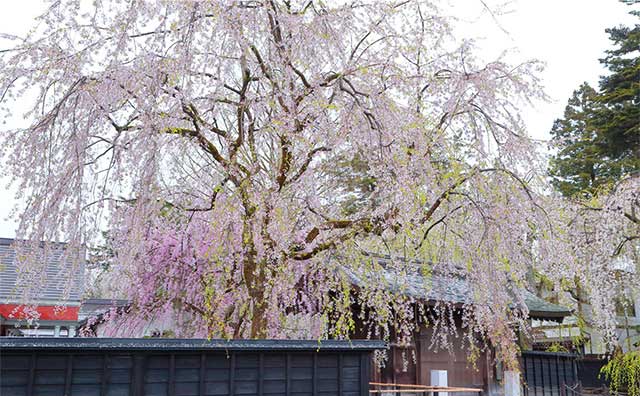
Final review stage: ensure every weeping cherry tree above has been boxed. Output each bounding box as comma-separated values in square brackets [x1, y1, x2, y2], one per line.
[0, 0, 617, 368]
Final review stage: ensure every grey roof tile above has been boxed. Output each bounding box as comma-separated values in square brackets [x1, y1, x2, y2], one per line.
[341, 255, 571, 320]
[0, 238, 85, 304]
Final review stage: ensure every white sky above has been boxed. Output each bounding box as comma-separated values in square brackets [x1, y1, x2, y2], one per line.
[0, 0, 638, 238]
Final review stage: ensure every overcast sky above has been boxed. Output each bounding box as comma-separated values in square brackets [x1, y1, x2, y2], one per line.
[0, 0, 638, 238]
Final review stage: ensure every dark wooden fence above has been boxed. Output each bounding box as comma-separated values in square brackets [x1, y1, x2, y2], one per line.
[521, 351, 578, 396]
[575, 356, 608, 389]
[0, 338, 386, 396]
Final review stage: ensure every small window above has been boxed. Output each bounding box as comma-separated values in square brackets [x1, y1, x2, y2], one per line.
[615, 297, 637, 317]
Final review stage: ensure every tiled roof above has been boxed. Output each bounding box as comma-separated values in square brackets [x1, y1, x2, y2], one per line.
[522, 290, 571, 319]
[0, 238, 85, 304]
[78, 298, 130, 320]
[342, 255, 571, 321]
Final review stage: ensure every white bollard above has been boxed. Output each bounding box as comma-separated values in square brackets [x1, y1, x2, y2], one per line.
[504, 371, 521, 396]
[431, 369, 448, 396]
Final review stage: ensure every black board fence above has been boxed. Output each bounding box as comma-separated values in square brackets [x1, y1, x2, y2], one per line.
[576, 356, 608, 389]
[0, 338, 386, 396]
[521, 351, 578, 396]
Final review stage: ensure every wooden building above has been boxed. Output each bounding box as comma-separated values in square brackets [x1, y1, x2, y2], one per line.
[0, 238, 86, 337]
[344, 255, 572, 394]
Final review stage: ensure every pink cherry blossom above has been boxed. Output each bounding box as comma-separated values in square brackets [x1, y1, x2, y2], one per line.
[1, 1, 637, 369]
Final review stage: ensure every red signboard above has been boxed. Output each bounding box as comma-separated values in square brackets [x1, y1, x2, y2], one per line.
[0, 304, 79, 321]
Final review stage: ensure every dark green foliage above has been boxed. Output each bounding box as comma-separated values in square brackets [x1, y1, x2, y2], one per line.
[549, 83, 609, 196]
[596, 12, 640, 164]
[549, 12, 640, 197]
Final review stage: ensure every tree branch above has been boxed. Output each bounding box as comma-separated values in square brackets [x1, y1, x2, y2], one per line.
[290, 146, 330, 184]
